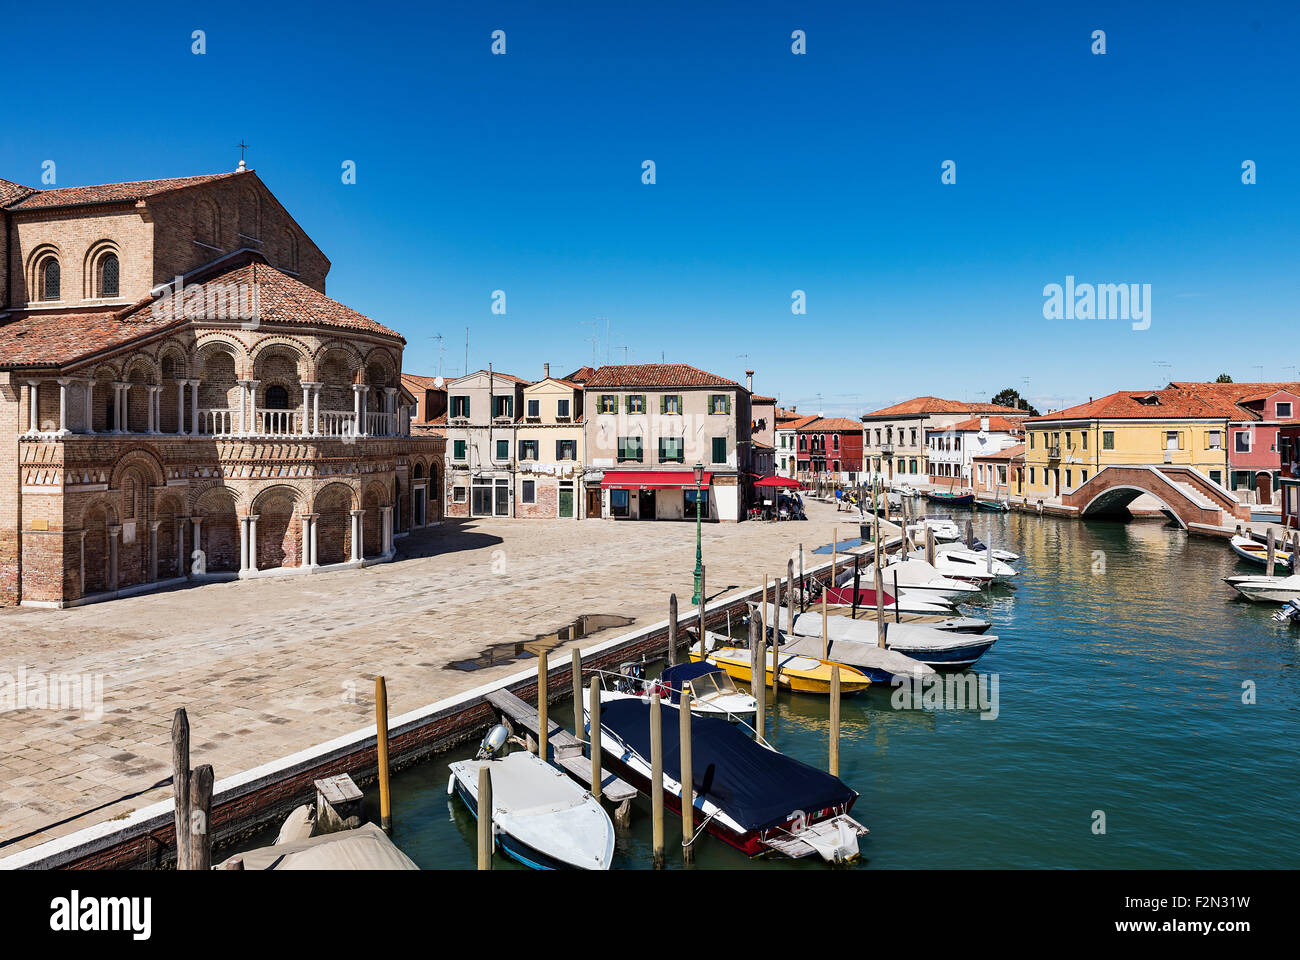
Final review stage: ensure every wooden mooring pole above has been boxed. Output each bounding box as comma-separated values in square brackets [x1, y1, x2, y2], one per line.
[477, 766, 493, 870]
[375, 676, 392, 834]
[589, 677, 603, 801]
[680, 689, 694, 864]
[1266, 529, 1276, 578]
[829, 664, 841, 776]
[650, 692, 665, 869]
[190, 764, 214, 871]
[697, 565, 707, 658]
[771, 575, 781, 699]
[786, 557, 796, 653]
[536, 651, 549, 761]
[571, 648, 584, 741]
[751, 602, 766, 742]
[799, 544, 805, 612]
[171, 708, 192, 871]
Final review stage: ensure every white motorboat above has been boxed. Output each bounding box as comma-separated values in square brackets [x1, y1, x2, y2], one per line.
[895, 483, 920, 498]
[906, 518, 962, 542]
[599, 661, 757, 722]
[787, 612, 998, 671]
[448, 730, 615, 871]
[908, 547, 1016, 583]
[935, 538, 1021, 564]
[1224, 573, 1300, 603]
[843, 558, 982, 603]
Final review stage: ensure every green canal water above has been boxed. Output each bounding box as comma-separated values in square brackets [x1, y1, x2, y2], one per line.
[263, 511, 1300, 869]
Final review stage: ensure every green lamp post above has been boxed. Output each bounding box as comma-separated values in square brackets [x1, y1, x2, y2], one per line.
[691, 461, 705, 604]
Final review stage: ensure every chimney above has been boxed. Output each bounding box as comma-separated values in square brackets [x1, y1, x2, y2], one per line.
[980, 416, 990, 432]
[544, 362, 550, 379]
[746, 370, 754, 392]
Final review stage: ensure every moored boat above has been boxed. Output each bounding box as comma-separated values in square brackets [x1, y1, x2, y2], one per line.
[1224, 572, 1300, 603]
[590, 699, 868, 860]
[691, 644, 873, 695]
[789, 611, 998, 670]
[925, 491, 975, 505]
[601, 661, 757, 722]
[1229, 534, 1294, 570]
[448, 732, 615, 871]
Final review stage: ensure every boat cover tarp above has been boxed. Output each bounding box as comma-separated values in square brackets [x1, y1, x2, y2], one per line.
[661, 662, 725, 704]
[600, 699, 856, 832]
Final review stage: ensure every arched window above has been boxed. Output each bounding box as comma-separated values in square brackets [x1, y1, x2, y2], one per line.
[99, 254, 119, 298]
[39, 257, 60, 300]
[265, 385, 290, 409]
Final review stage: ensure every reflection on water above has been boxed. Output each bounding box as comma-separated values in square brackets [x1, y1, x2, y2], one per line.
[445, 614, 635, 671]
[252, 511, 1300, 868]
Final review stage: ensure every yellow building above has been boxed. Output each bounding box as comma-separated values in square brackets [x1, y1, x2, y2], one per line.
[1022, 389, 1236, 499]
[514, 367, 586, 518]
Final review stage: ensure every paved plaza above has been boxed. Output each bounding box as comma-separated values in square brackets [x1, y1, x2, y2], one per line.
[0, 498, 876, 854]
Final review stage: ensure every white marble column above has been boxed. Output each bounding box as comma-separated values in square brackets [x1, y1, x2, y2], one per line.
[248, 513, 259, 572]
[82, 379, 95, 434]
[310, 512, 319, 566]
[312, 385, 321, 435]
[300, 513, 317, 569]
[188, 379, 201, 435]
[176, 380, 186, 434]
[384, 387, 397, 436]
[111, 382, 126, 433]
[25, 380, 39, 434]
[247, 379, 261, 436]
[380, 505, 393, 554]
[190, 517, 203, 575]
[350, 508, 364, 561]
[352, 384, 367, 437]
[238, 516, 250, 574]
[300, 382, 321, 436]
[176, 516, 188, 579]
[235, 380, 251, 434]
[56, 378, 70, 435]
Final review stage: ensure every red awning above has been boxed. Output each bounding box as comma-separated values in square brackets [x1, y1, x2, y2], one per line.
[753, 475, 803, 489]
[600, 471, 712, 490]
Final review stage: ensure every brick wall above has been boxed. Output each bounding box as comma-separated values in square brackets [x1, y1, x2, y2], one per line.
[0, 383, 18, 604]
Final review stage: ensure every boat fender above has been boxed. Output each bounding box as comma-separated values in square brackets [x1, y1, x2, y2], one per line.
[446, 773, 456, 796]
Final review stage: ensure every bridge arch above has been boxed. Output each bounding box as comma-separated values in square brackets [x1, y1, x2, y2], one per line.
[1063, 465, 1249, 529]
[1079, 485, 1187, 528]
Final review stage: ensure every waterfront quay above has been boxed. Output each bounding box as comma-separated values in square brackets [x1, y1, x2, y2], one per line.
[0, 499, 865, 856]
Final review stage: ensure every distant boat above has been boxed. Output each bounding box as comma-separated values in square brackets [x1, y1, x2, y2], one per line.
[925, 490, 974, 505]
[974, 498, 1010, 511]
[448, 736, 615, 871]
[790, 611, 998, 671]
[1229, 534, 1294, 570]
[823, 584, 957, 616]
[590, 698, 868, 861]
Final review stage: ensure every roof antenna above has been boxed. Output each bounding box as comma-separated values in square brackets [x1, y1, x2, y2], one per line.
[236, 139, 249, 173]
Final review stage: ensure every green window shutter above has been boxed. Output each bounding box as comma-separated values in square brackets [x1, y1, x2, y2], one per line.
[677, 395, 683, 414]
[725, 395, 731, 415]
[660, 395, 667, 414]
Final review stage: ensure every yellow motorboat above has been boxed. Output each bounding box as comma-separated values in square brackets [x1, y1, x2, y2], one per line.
[690, 647, 872, 695]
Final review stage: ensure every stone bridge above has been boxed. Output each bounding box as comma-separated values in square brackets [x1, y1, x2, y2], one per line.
[1062, 465, 1250, 529]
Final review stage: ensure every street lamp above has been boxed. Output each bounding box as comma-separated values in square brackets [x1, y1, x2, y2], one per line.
[691, 461, 704, 605]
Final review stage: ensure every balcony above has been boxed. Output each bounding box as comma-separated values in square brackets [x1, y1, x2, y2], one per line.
[1047, 445, 1061, 459]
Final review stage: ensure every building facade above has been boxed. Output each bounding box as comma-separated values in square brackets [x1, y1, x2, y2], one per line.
[794, 417, 864, 480]
[583, 363, 751, 521]
[515, 365, 586, 519]
[0, 167, 443, 607]
[443, 368, 529, 518]
[860, 397, 1026, 483]
[926, 415, 1024, 485]
[972, 443, 1026, 499]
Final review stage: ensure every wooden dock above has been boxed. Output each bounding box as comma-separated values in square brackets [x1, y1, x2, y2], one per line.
[483, 689, 638, 819]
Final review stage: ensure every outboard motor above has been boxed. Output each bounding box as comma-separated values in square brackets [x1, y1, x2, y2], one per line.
[475, 723, 510, 760]
[1272, 600, 1300, 625]
[616, 661, 645, 694]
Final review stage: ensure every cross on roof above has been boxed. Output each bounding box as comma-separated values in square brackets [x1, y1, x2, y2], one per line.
[238, 140, 250, 161]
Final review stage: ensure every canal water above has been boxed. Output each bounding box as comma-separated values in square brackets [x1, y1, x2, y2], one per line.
[252, 510, 1300, 868]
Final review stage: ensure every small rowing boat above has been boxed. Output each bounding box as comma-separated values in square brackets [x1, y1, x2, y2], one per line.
[1229, 534, 1295, 570]
[1223, 572, 1300, 603]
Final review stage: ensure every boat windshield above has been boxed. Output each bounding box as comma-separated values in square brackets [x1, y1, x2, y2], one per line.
[688, 674, 721, 698]
[709, 671, 739, 694]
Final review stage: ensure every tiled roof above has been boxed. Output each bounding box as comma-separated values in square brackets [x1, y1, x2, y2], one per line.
[564, 365, 596, 383]
[3, 172, 246, 211]
[784, 414, 820, 430]
[945, 415, 1026, 433]
[860, 396, 1027, 419]
[751, 394, 777, 404]
[973, 443, 1025, 462]
[125, 260, 402, 339]
[1025, 388, 1254, 423]
[0, 257, 401, 370]
[401, 373, 446, 391]
[0, 178, 36, 207]
[583, 363, 741, 389]
[797, 416, 861, 432]
[449, 368, 531, 385]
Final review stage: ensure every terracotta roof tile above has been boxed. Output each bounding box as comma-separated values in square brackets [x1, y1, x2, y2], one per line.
[564, 365, 596, 383]
[0, 178, 36, 207]
[945, 415, 1026, 433]
[797, 416, 861, 432]
[973, 443, 1025, 462]
[1025, 388, 1252, 423]
[583, 363, 741, 389]
[3, 172, 246, 211]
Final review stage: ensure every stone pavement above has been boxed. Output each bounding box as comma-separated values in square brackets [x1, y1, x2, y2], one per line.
[0, 498, 876, 855]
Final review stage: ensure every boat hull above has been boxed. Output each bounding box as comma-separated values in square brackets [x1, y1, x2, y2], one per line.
[689, 650, 872, 695]
[452, 778, 600, 871]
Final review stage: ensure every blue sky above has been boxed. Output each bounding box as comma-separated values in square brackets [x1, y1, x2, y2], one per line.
[4, 1, 1298, 416]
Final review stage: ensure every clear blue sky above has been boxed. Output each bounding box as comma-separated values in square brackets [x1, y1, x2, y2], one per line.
[4, 1, 1298, 417]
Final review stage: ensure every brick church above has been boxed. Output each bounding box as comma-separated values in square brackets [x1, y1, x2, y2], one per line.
[0, 165, 444, 607]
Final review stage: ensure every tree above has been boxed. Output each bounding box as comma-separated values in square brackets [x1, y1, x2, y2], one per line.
[1215, 373, 1234, 383]
[991, 388, 1040, 417]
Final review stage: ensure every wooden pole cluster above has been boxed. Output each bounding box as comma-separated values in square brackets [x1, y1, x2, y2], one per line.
[680, 690, 694, 864]
[375, 676, 392, 833]
[171, 708, 216, 870]
[771, 575, 782, 698]
[650, 692, 666, 869]
[477, 766, 493, 869]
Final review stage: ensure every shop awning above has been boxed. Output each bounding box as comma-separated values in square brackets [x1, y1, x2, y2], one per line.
[600, 471, 712, 490]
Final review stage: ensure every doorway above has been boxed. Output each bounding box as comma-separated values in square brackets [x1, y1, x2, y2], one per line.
[559, 483, 574, 518]
[1257, 473, 1272, 505]
[586, 488, 602, 518]
[639, 489, 656, 520]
